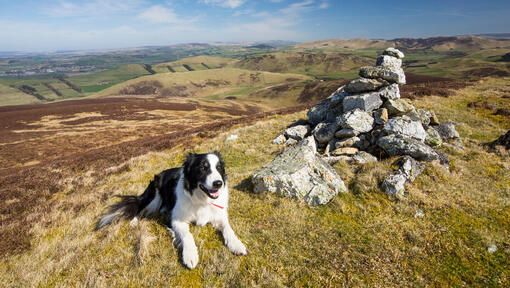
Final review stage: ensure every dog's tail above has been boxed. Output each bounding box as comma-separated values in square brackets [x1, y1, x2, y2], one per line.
[95, 195, 141, 230]
[95, 177, 160, 230]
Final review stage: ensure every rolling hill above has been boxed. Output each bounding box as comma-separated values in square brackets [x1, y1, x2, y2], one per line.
[153, 56, 237, 73]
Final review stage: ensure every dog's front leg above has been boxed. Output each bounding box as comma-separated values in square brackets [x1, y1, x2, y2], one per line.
[172, 220, 199, 269]
[215, 216, 247, 256]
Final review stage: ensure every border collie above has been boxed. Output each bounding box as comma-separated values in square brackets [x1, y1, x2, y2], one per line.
[95, 151, 247, 269]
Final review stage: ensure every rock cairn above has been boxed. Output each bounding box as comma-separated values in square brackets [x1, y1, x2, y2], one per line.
[253, 48, 461, 203]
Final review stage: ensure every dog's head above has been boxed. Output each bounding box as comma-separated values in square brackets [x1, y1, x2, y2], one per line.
[183, 151, 227, 199]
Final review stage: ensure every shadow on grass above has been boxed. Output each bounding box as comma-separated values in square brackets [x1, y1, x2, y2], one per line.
[233, 176, 254, 193]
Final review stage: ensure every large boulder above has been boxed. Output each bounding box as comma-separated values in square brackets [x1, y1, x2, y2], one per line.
[284, 124, 310, 140]
[342, 91, 383, 112]
[345, 78, 387, 93]
[252, 145, 346, 206]
[376, 55, 403, 70]
[337, 109, 374, 133]
[383, 116, 428, 141]
[377, 134, 439, 161]
[359, 66, 406, 85]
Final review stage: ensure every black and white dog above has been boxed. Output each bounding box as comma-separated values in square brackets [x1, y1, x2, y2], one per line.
[95, 151, 247, 269]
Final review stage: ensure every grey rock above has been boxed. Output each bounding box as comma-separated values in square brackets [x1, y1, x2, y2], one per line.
[378, 83, 400, 100]
[307, 86, 350, 125]
[312, 122, 338, 144]
[433, 122, 460, 140]
[376, 55, 403, 70]
[272, 134, 286, 145]
[335, 128, 358, 138]
[284, 124, 310, 140]
[252, 145, 347, 206]
[417, 109, 432, 126]
[359, 66, 406, 85]
[381, 173, 407, 198]
[396, 156, 425, 182]
[345, 78, 386, 93]
[342, 91, 383, 112]
[374, 108, 389, 125]
[383, 116, 428, 141]
[331, 147, 359, 156]
[298, 136, 317, 153]
[487, 244, 497, 253]
[337, 109, 374, 133]
[377, 134, 439, 161]
[352, 151, 378, 164]
[323, 155, 352, 165]
[384, 99, 414, 116]
[383, 47, 405, 59]
[425, 128, 442, 147]
[335, 136, 361, 148]
[436, 151, 450, 167]
[285, 138, 298, 146]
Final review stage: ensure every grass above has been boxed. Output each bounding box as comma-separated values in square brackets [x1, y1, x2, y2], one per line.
[153, 56, 237, 74]
[0, 82, 40, 106]
[1, 77, 509, 286]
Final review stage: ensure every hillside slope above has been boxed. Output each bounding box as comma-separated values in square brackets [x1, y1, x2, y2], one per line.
[153, 56, 237, 73]
[0, 77, 508, 286]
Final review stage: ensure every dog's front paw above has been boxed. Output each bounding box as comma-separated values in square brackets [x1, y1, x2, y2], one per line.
[227, 238, 247, 256]
[182, 245, 199, 269]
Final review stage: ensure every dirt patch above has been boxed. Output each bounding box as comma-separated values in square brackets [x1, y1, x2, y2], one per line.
[400, 74, 470, 99]
[463, 68, 510, 78]
[298, 79, 351, 103]
[120, 80, 163, 95]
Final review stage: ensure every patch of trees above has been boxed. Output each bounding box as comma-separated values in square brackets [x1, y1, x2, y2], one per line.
[18, 85, 46, 100]
[56, 76, 82, 93]
[142, 64, 156, 74]
[167, 66, 176, 73]
[43, 83, 62, 97]
[182, 64, 194, 71]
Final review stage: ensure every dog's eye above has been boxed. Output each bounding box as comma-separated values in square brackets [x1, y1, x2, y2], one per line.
[216, 164, 222, 171]
[200, 165, 206, 172]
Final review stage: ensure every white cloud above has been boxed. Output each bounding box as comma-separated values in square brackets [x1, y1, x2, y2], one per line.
[138, 5, 179, 23]
[319, 1, 329, 9]
[41, 0, 145, 17]
[281, 0, 315, 15]
[200, 0, 245, 9]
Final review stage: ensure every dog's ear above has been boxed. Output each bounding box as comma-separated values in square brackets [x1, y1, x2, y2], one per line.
[213, 150, 224, 165]
[183, 153, 196, 175]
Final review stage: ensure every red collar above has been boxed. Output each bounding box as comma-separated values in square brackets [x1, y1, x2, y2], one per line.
[211, 203, 224, 209]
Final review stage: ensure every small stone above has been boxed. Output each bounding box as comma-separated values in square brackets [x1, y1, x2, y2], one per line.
[312, 122, 338, 144]
[433, 122, 460, 140]
[417, 109, 432, 126]
[345, 78, 386, 93]
[323, 155, 352, 164]
[335, 128, 358, 138]
[272, 134, 286, 144]
[331, 147, 359, 156]
[285, 138, 298, 146]
[381, 173, 407, 198]
[487, 245, 497, 253]
[414, 209, 424, 218]
[284, 124, 310, 140]
[425, 128, 442, 147]
[376, 55, 403, 71]
[335, 136, 361, 148]
[429, 111, 440, 125]
[384, 99, 414, 116]
[352, 151, 378, 164]
[383, 47, 405, 59]
[225, 134, 238, 141]
[383, 116, 428, 141]
[374, 108, 389, 125]
[359, 66, 406, 85]
[342, 91, 383, 112]
[396, 156, 425, 182]
[337, 109, 374, 133]
[378, 84, 400, 100]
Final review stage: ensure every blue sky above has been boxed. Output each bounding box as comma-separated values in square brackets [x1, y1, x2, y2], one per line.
[0, 0, 509, 52]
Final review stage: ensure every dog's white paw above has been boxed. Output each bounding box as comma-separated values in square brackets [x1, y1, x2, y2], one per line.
[227, 238, 247, 256]
[182, 245, 199, 269]
[129, 217, 139, 227]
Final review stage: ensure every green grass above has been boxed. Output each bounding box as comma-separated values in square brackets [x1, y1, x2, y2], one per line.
[1, 78, 509, 286]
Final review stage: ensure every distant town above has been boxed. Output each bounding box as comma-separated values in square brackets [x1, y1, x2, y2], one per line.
[0, 64, 97, 77]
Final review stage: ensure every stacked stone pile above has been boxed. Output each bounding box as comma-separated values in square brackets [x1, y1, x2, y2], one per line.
[253, 48, 461, 204]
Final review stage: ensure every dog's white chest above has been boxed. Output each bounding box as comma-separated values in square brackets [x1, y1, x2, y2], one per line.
[194, 206, 223, 226]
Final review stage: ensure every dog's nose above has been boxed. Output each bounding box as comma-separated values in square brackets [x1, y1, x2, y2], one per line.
[212, 180, 223, 189]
